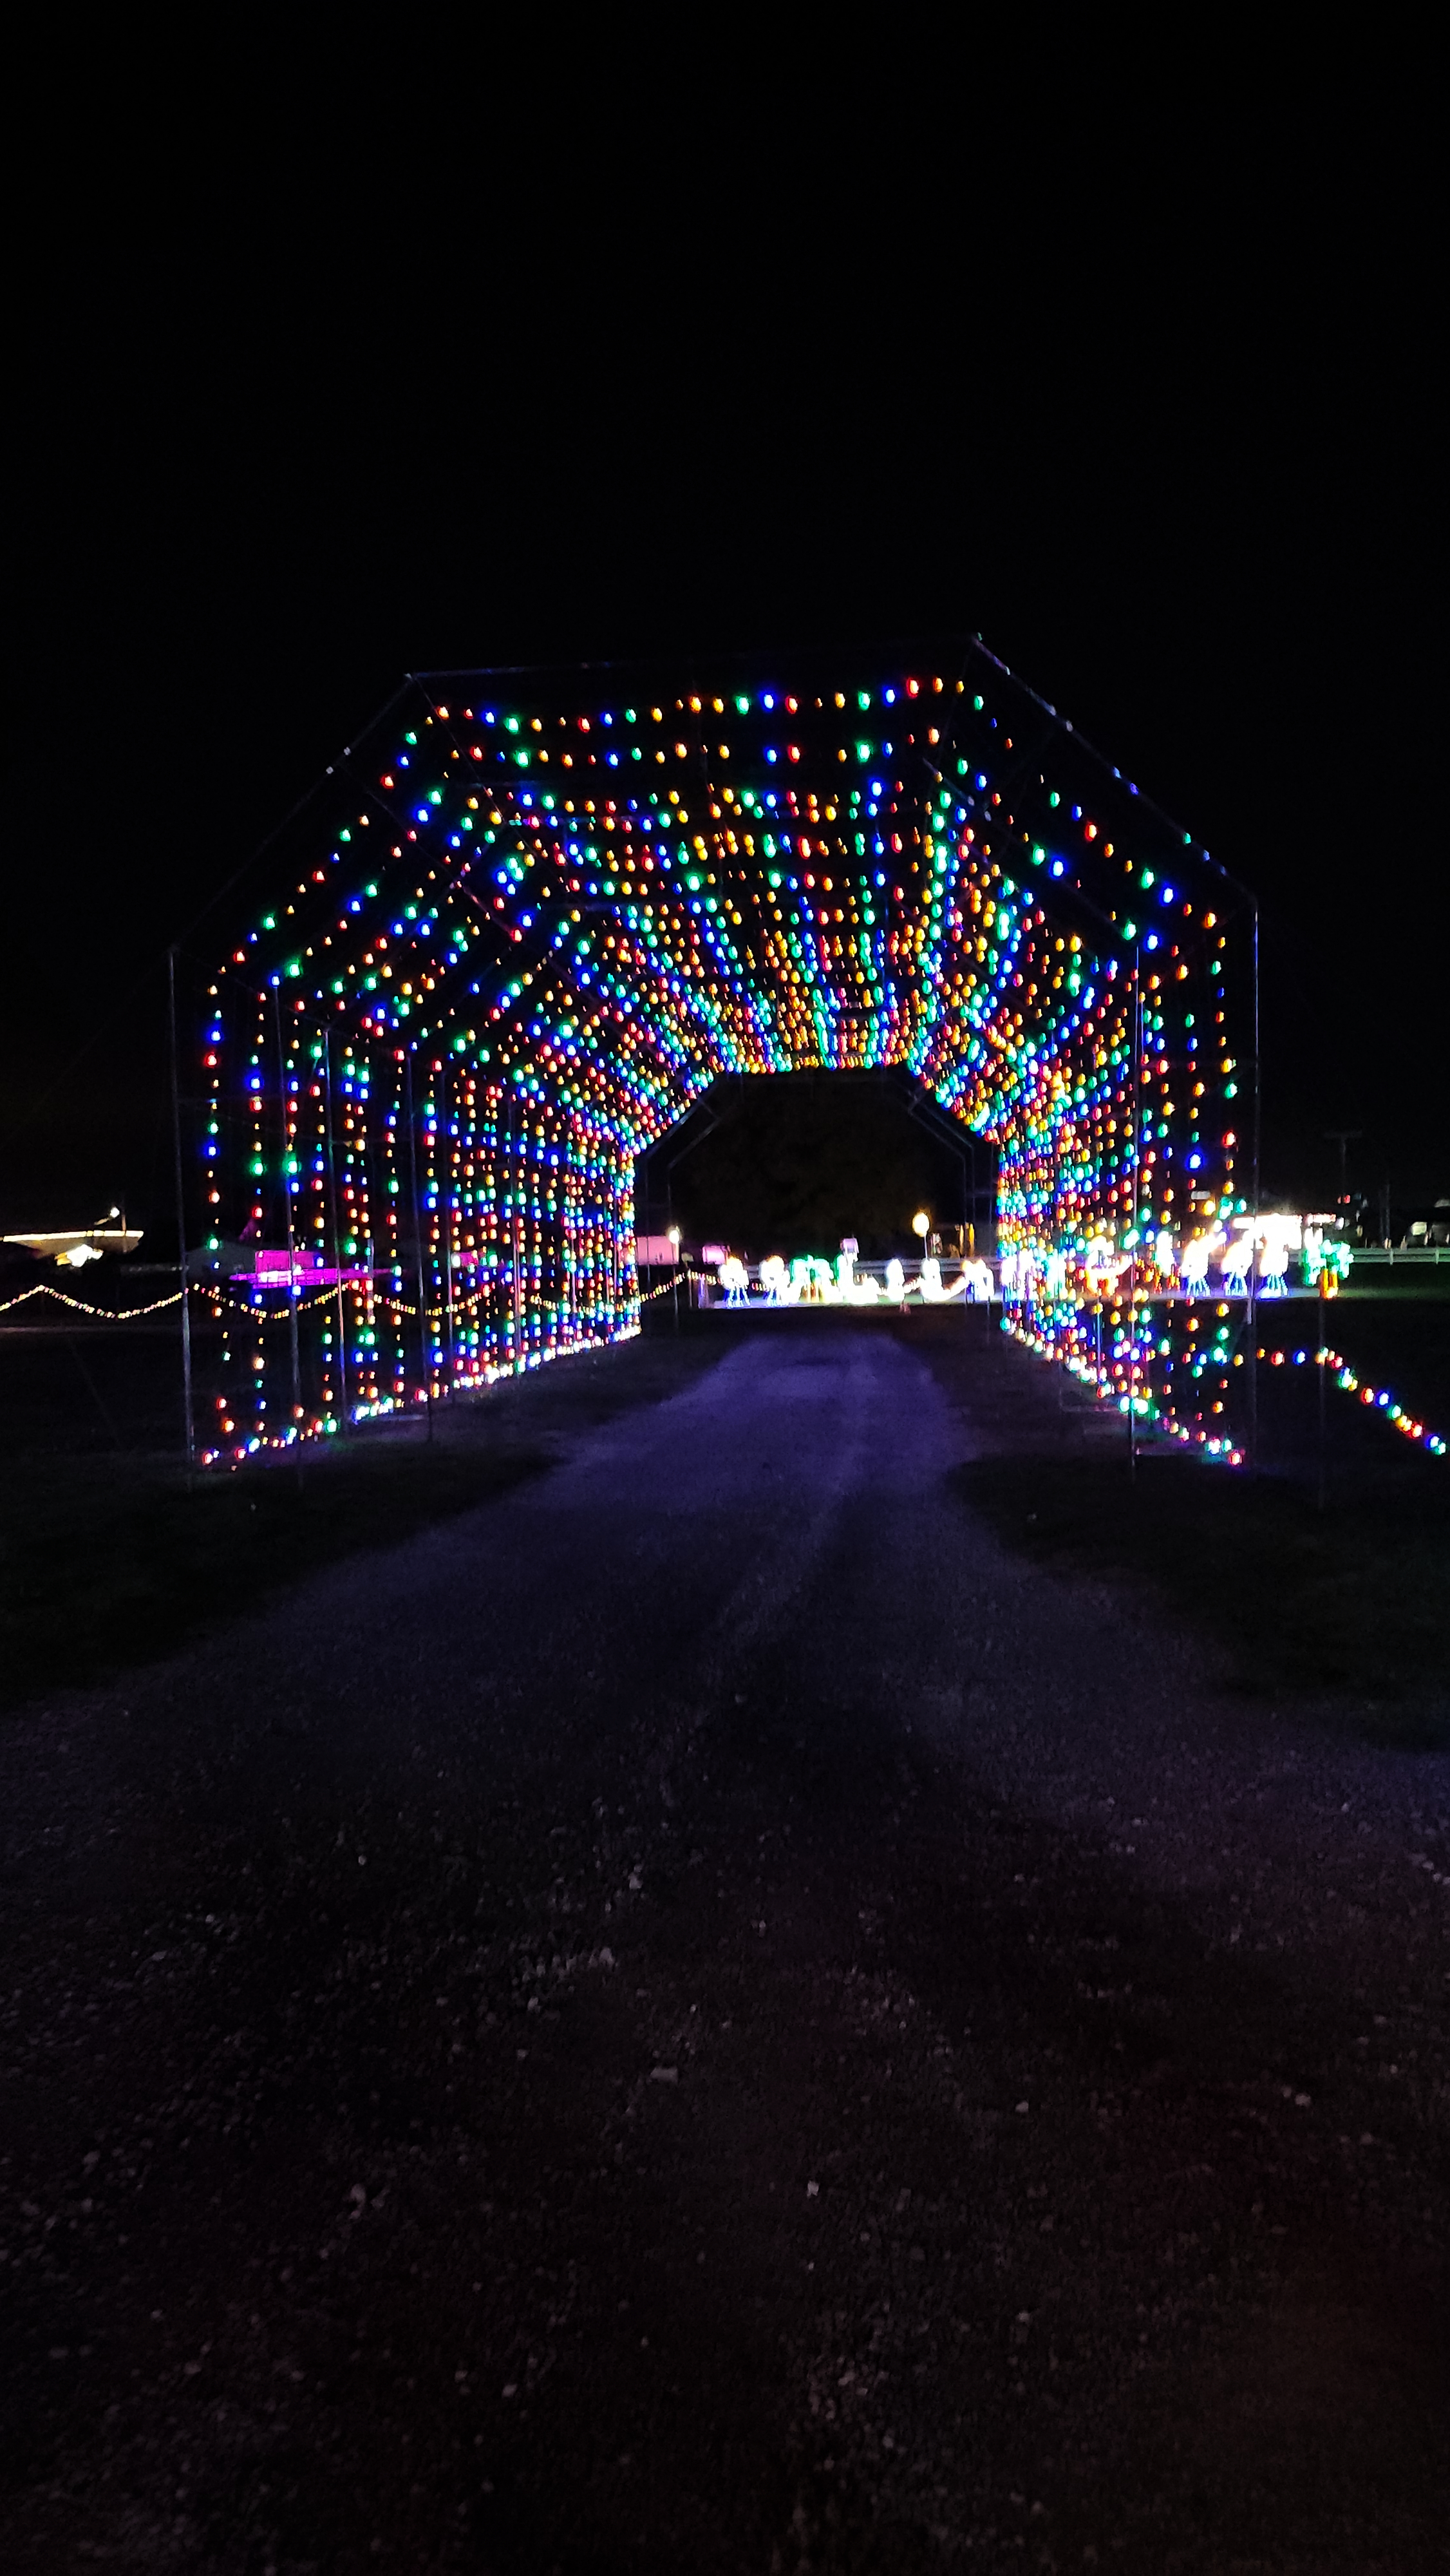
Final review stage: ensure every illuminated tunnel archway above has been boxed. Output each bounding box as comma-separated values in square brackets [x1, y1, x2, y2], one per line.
[202, 643, 1253, 1459]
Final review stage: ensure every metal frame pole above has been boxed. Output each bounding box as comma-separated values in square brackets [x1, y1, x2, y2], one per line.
[508, 1082, 524, 1373]
[439, 1058, 455, 1399]
[1129, 945, 1141, 1479]
[273, 987, 303, 1450]
[166, 946, 196, 1475]
[322, 1025, 349, 1434]
[1247, 908, 1261, 1470]
[404, 1048, 433, 1436]
[1317, 1265, 1328, 1514]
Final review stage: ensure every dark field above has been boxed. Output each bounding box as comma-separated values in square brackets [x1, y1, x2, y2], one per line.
[0, 1323, 724, 1714]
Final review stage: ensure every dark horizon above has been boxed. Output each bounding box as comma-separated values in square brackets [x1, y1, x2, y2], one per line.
[8, 86, 1444, 1235]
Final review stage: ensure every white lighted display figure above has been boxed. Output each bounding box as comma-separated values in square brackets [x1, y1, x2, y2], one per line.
[1220, 1230, 1254, 1294]
[834, 1249, 878, 1305]
[918, 1257, 966, 1303]
[1153, 1229, 1177, 1283]
[1258, 1238, 1289, 1296]
[717, 1254, 750, 1306]
[998, 1249, 1020, 1298]
[1256, 1217, 1299, 1298]
[758, 1254, 791, 1305]
[885, 1256, 907, 1305]
[1180, 1233, 1214, 1298]
[963, 1258, 994, 1303]
[1084, 1236, 1122, 1300]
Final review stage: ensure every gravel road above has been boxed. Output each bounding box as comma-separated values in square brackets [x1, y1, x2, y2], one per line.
[3, 1321, 1447, 2573]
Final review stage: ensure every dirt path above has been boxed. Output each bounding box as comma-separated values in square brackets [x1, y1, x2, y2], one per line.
[2, 1323, 1446, 2571]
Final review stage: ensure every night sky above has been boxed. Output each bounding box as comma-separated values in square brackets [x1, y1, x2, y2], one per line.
[8, 63, 1441, 1236]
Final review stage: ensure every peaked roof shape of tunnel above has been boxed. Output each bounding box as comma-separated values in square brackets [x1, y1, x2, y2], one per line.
[217, 636, 1250, 1118]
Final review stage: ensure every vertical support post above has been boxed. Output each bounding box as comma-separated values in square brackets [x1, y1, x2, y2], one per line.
[404, 1048, 432, 1438]
[167, 945, 196, 1478]
[1247, 907, 1261, 1471]
[322, 1025, 348, 1436]
[440, 1059, 455, 1399]
[491, 1088, 504, 1375]
[513, 1084, 526, 1374]
[567, 1112, 581, 1344]
[1127, 1250, 1138, 1481]
[961, 1138, 970, 1328]
[274, 988, 303, 1464]
[512, 1214, 525, 1369]
[1316, 1267, 1328, 1515]
[503, 1085, 514, 1370]
[1129, 946, 1141, 1479]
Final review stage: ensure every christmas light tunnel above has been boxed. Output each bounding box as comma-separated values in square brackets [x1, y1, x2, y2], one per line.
[200, 643, 1253, 1462]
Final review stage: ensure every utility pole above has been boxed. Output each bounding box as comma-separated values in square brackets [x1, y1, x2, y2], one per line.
[1323, 1127, 1361, 1217]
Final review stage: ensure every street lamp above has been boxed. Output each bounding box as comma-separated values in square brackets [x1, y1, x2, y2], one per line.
[911, 1209, 930, 1307]
[668, 1225, 682, 1330]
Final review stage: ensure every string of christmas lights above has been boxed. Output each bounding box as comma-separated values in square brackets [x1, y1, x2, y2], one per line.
[201, 647, 1254, 1463]
[1258, 1343, 1447, 1457]
[0, 1282, 189, 1320]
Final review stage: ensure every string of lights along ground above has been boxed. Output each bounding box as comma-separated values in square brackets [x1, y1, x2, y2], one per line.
[200, 644, 1253, 1464]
